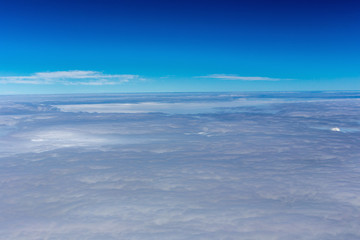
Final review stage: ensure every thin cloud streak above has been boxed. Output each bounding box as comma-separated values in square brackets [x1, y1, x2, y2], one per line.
[0, 70, 141, 85]
[198, 74, 291, 81]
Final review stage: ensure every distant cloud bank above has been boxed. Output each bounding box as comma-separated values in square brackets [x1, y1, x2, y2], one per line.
[0, 71, 291, 88]
[198, 74, 290, 81]
[0, 70, 142, 85]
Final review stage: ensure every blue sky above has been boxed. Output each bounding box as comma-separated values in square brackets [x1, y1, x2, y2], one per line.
[0, 0, 359, 94]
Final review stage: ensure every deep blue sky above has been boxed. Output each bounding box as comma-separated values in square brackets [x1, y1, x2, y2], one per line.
[0, 0, 359, 93]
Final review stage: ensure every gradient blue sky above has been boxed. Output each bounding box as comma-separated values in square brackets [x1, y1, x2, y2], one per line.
[0, 0, 359, 94]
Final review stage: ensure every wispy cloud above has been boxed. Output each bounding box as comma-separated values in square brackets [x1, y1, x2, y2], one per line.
[197, 74, 290, 81]
[0, 70, 142, 85]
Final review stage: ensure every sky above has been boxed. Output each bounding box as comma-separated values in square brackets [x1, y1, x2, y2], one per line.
[0, 0, 359, 93]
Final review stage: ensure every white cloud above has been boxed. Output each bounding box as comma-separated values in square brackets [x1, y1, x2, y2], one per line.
[54, 100, 281, 114]
[0, 70, 141, 85]
[1, 93, 360, 239]
[198, 74, 290, 81]
[331, 127, 341, 132]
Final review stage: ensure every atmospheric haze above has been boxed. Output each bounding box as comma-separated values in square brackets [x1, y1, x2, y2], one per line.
[1, 92, 360, 239]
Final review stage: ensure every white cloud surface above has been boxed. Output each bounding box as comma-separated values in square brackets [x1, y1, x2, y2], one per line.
[1, 93, 360, 240]
[0, 70, 141, 85]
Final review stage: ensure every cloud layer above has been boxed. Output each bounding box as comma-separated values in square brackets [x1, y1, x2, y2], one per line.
[0, 92, 360, 239]
[0, 70, 141, 85]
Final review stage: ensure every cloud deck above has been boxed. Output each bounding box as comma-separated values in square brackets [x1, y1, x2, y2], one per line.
[0, 92, 360, 239]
